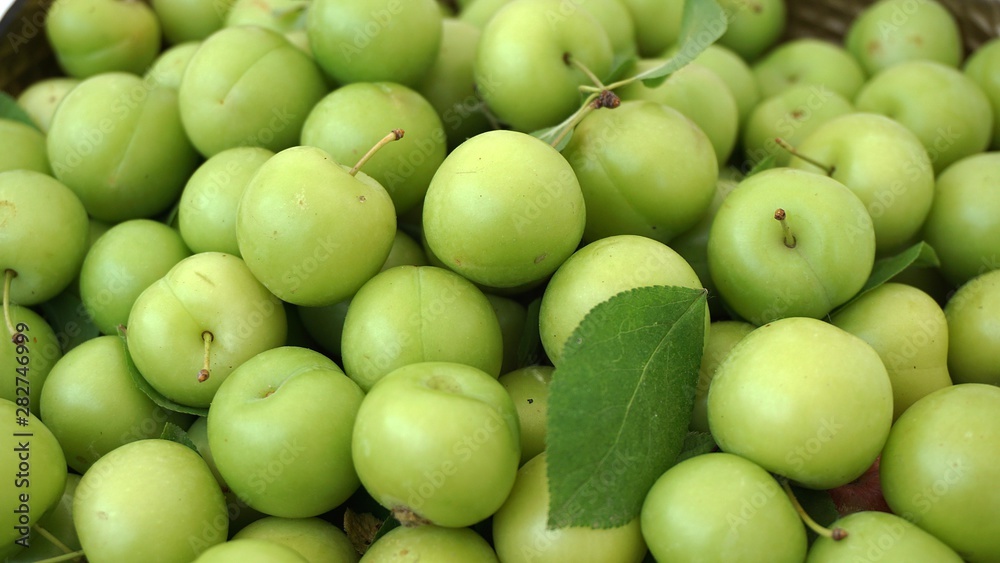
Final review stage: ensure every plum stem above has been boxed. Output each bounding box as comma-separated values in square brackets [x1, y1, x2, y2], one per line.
[565, 53, 606, 90]
[774, 208, 797, 248]
[781, 479, 848, 541]
[350, 129, 404, 177]
[198, 331, 214, 383]
[31, 550, 86, 563]
[34, 524, 74, 555]
[775, 137, 834, 176]
[3, 269, 16, 339]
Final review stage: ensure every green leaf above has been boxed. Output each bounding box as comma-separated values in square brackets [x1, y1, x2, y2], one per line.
[37, 290, 100, 354]
[0, 92, 39, 130]
[675, 431, 717, 464]
[117, 326, 209, 417]
[606, 52, 640, 84]
[530, 123, 575, 152]
[546, 286, 708, 529]
[160, 421, 199, 452]
[633, 0, 727, 88]
[746, 154, 777, 177]
[833, 241, 940, 313]
[516, 297, 543, 368]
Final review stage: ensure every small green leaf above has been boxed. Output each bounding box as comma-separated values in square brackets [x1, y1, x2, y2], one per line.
[746, 154, 777, 177]
[160, 421, 199, 452]
[633, 0, 727, 88]
[834, 241, 940, 313]
[0, 92, 39, 130]
[37, 290, 100, 354]
[546, 286, 708, 529]
[606, 52, 640, 84]
[117, 326, 209, 417]
[516, 297, 543, 367]
[675, 431, 717, 464]
[370, 515, 400, 546]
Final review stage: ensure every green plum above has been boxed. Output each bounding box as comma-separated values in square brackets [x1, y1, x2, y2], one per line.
[152, 0, 227, 44]
[0, 119, 49, 174]
[788, 112, 935, 255]
[79, 219, 192, 335]
[127, 252, 287, 408]
[352, 362, 520, 527]
[178, 147, 274, 257]
[641, 452, 807, 563]
[0, 170, 89, 305]
[225, 0, 306, 36]
[845, 0, 962, 76]
[690, 44, 760, 128]
[708, 317, 894, 489]
[74, 440, 229, 562]
[486, 293, 527, 375]
[301, 82, 447, 215]
[540, 234, 708, 366]
[562, 101, 717, 244]
[715, 0, 786, 62]
[362, 525, 497, 562]
[854, 60, 993, 174]
[45, 0, 161, 78]
[47, 72, 200, 222]
[618, 0, 681, 57]
[965, 38, 1000, 149]
[492, 452, 647, 563]
[459, 0, 510, 28]
[15, 77, 79, 133]
[576, 0, 637, 59]
[944, 269, 1000, 385]
[422, 130, 586, 289]
[753, 39, 866, 100]
[922, 152, 1000, 286]
[880, 384, 1000, 561]
[0, 305, 61, 415]
[498, 365, 552, 465]
[233, 517, 360, 563]
[690, 320, 755, 433]
[208, 346, 364, 518]
[307, 0, 442, 87]
[236, 145, 397, 306]
[473, 0, 613, 132]
[145, 41, 201, 90]
[707, 168, 875, 325]
[832, 283, 952, 421]
[178, 26, 328, 157]
[807, 511, 963, 562]
[194, 539, 308, 562]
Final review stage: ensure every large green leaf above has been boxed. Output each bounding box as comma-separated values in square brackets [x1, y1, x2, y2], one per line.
[546, 286, 708, 529]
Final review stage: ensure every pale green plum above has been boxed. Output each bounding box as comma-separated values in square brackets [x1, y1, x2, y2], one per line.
[831, 283, 952, 421]
[845, 0, 962, 76]
[178, 147, 274, 256]
[16, 77, 79, 133]
[0, 170, 89, 305]
[944, 269, 1000, 385]
[422, 130, 586, 289]
[855, 60, 993, 174]
[539, 235, 708, 366]
[708, 317, 894, 489]
[563, 101, 717, 244]
[742, 84, 854, 167]
[575, 0, 637, 59]
[0, 400, 67, 561]
[807, 511, 963, 562]
[459, 0, 510, 28]
[307, 0, 442, 87]
[145, 41, 201, 90]
[352, 362, 520, 527]
[47, 72, 200, 222]
[39, 335, 193, 473]
[415, 19, 491, 149]
[195, 539, 308, 563]
[618, 0, 682, 57]
[0, 305, 61, 415]
[641, 453, 806, 563]
[690, 321, 754, 433]
[690, 44, 760, 128]
[789, 112, 935, 255]
[301, 82, 447, 215]
[965, 38, 1000, 149]
[498, 365, 552, 465]
[753, 39, 866, 100]
[126, 252, 288, 408]
[486, 294, 527, 375]
[492, 452, 647, 563]
[152, 0, 227, 44]
[707, 168, 875, 325]
[79, 219, 192, 335]
[233, 517, 360, 563]
[236, 145, 397, 306]
[225, 0, 306, 35]
[341, 265, 504, 391]
[178, 26, 328, 157]
[473, 0, 613, 132]
[0, 119, 49, 174]
[880, 384, 1000, 561]
[922, 152, 1000, 286]
[45, 0, 161, 78]
[618, 62, 738, 163]
[8, 474, 82, 563]
[715, 0, 786, 62]
[209, 346, 365, 518]
[362, 525, 498, 562]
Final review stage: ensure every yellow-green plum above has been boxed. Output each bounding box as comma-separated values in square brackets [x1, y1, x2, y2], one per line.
[880, 384, 1000, 561]
[498, 365, 553, 465]
[152, 0, 227, 44]
[618, 0, 682, 57]
[225, 0, 306, 37]
[486, 294, 527, 375]
[753, 39, 866, 100]
[965, 38, 1000, 149]
[845, 0, 962, 76]
[145, 41, 201, 90]
[708, 317, 894, 489]
[806, 511, 963, 562]
[15, 77, 79, 133]
[690, 320, 754, 433]
[690, 44, 760, 128]
[194, 539, 308, 563]
[45, 0, 161, 78]
[459, 0, 510, 28]
[0, 305, 61, 415]
[715, 0, 786, 62]
[944, 269, 1000, 385]
[0, 119, 49, 174]
[233, 517, 360, 563]
[361, 525, 498, 562]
